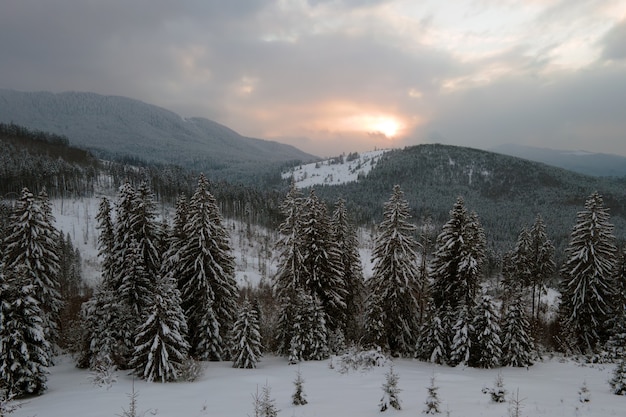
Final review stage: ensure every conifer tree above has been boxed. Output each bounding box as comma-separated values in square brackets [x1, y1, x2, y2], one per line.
[449, 304, 473, 367]
[330, 198, 364, 342]
[379, 365, 402, 411]
[610, 359, 626, 395]
[0, 266, 50, 397]
[527, 215, 555, 321]
[130, 274, 189, 383]
[288, 291, 329, 363]
[299, 190, 346, 332]
[423, 373, 441, 414]
[418, 307, 449, 365]
[230, 299, 263, 369]
[559, 192, 617, 353]
[430, 197, 485, 313]
[178, 174, 237, 360]
[607, 246, 626, 359]
[2, 188, 62, 346]
[95, 197, 115, 290]
[365, 185, 421, 355]
[292, 368, 308, 405]
[80, 287, 135, 369]
[274, 181, 305, 355]
[471, 293, 502, 369]
[118, 238, 153, 318]
[501, 295, 535, 367]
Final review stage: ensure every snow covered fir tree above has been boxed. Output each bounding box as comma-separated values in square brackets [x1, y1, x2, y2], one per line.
[559, 192, 617, 354]
[230, 299, 263, 369]
[364, 185, 422, 356]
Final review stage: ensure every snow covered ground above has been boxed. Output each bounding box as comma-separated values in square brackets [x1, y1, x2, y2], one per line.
[282, 149, 390, 188]
[12, 354, 625, 417]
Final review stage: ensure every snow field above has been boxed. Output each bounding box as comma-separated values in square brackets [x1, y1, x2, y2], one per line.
[12, 355, 625, 417]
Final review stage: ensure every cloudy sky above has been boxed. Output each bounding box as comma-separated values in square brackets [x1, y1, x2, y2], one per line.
[2, 0, 626, 157]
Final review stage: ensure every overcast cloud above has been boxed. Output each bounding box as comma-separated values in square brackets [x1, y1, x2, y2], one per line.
[1, 0, 625, 157]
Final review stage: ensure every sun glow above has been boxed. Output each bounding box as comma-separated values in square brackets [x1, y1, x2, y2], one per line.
[369, 116, 401, 138]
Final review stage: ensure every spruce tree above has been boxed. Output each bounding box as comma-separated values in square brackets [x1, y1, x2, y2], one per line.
[288, 291, 329, 363]
[449, 304, 473, 367]
[178, 174, 237, 360]
[365, 185, 421, 355]
[501, 295, 535, 367]
[230, 299, 263, 369]
[430, 197, 486, 312]
[95, 197, 115, 290]
[471, 293, 502, 369]
[559, 192, 617, 353]
[292, 368, 308, 405]
[607, 246, 626, 359]
[610, 359, 626, 395]
[274, 181, 305, 355]
[330, 198, 364, 342]
[299, 190, 346, 332]
[418, 308, 448, 365]
[2, 188, 62, 346]
[528, 215, 555, 322]
[423, 373, 441, 414]
[81, 287, 135, 369]
[0, 266, 50, 397]
[130, 274, 189, 383]
[379, 365, 402, 411]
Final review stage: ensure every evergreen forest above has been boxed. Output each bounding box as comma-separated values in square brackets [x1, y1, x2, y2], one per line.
[2, 123, 626, 400]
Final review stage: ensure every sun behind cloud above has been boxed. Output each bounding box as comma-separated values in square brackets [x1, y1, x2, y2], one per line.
[368, 116, 401, 138]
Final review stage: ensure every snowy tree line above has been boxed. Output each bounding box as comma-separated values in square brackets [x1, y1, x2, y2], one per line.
[2, 177, 626, 399]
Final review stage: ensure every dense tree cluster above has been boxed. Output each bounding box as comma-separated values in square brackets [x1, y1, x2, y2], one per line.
[3, 158, 626, 400]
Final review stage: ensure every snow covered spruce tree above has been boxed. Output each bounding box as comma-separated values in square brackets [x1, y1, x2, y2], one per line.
[274, 183, 339, 360]
[288, 290, 329, 363]
[418, 307, 450, 365]
[527, 215, 555, 322]
[606, 246, 626, 359]
[470, 293, 502, 368]
[0, 266, 51, 397]
[428, 197, 485, 365]
[77, 196, 133, 369]
[274, 181, 305, 356]
[559, 192, 617, 353]
[379, 364, 402, 411]
[330, 198, 364, 343]
[130, 274, 189, 382]
[230, 299, 263, 369]
[299, 190, 346, 334]
[364, 185, 422, 356]
[430, 197, 486, 313]
[448, 303, 473, 367]
[501, 294, 535, 367]
[2, 187, 62, 347]
[177, 174, 238, 360]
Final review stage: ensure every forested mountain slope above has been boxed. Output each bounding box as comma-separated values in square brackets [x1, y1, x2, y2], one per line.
[0, 89, 317, 184]
[312, 144, 626, 257]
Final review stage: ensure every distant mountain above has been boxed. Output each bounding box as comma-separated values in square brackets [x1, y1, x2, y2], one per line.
[492, 143, 626, 177]
[0, 89, 317, 184]
[311, 144, 626, 258]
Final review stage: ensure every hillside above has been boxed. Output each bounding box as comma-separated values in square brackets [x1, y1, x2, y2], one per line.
[308, 144, 626, 258]
[0, 89, 317, 184]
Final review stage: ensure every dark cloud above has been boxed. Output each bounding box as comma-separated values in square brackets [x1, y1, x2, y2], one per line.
[601, 19, 626, 61]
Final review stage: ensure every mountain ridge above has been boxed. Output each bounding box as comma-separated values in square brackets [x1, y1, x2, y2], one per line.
[491, 143, 626, 177]
[0, 89, 317, 184]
